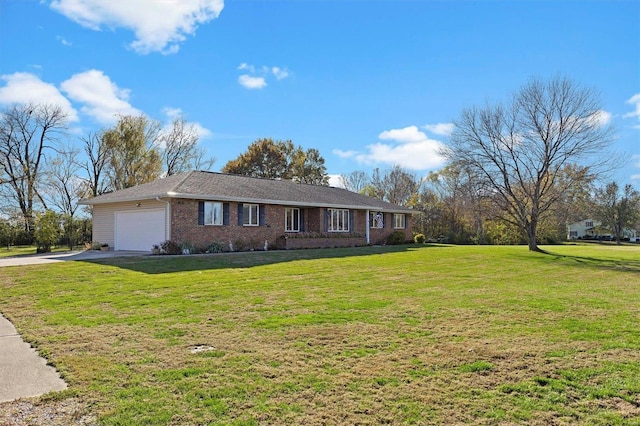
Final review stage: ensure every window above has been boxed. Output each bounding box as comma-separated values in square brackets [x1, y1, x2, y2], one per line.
[328, 209, 349, 232]
[204, 202, 223, 225]
[393, 214, 406, 229]
[285, 208, 300, 232]
[371, 212, 384, 228]
[585, 221, 594, 228]
[243, 203, 259, 226]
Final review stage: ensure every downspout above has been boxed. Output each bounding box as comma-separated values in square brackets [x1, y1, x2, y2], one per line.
[366, 210, 370, 245]
[156, 197, 171, 241]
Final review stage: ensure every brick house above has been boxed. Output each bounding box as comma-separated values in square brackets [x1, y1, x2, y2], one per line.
[80, 171, 414, 252]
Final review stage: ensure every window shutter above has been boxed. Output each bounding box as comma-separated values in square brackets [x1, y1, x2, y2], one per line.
[349, 210, 354, 232]
[237, 204, 244, 226]
[259, 205, 266, 226]
[198, 201, 204, 225]
[300, 209, 305, 232]
[324, 209, 329, 232]
[223, 203, 230, 225]
[404, 214, 408, 229]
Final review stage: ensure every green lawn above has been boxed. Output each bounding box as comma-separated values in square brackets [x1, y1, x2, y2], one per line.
[1, 244, 639, 425]
[0, 245, 70, 258]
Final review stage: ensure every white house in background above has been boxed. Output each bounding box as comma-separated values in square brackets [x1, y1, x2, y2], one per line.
[567, 219, 600, 240]
[567, 219, 638, 242]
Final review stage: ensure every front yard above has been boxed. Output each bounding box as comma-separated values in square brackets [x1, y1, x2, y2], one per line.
[1, 244, 639, 424]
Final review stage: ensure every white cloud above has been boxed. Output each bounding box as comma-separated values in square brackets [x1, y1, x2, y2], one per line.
[0, 72, 78, 121]
[56, 35, 72, 46]
[334, 125, 446, 171]
[237, 62, 289, 89]
[60, 69, 140, 124]
[237, 63, 255, 73]
[49, 0, 224, 54]
[327, 174, 343, 188]
[162, 107, 183, 120]
[379, 126, 429, 144]
[161, 107, 212, 139]
[624, 94, 640, 127]
[238, 74, 267, 90]
[271, 67, 289, 80]
[334, 149, 359, 159]
[423, 122, 454, 136]
[589, 109, 612, 127]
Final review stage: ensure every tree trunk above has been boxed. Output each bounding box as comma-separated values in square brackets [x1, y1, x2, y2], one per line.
[526, 221, 541, 252]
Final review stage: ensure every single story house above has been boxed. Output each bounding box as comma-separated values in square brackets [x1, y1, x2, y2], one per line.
[79, 171, 415, 252]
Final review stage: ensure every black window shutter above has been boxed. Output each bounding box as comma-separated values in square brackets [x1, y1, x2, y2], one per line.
[300, 209, 305, 232]
[223, 203, 230, 225]
[324, 209, 329, 232]
[259, 205, 266, 226]
[349, 210, 354, 232]
[198, 201, 205, 225]
[404, 214, 408, 229]
[237, 204, 244, 225]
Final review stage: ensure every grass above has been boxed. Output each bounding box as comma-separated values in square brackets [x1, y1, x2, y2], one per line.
[0, 243, 639, 425]
[0, 244, 71, 258]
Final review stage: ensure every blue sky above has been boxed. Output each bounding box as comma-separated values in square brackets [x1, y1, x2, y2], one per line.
[1, 0, 639, 187]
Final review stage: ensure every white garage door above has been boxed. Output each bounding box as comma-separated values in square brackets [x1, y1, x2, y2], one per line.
[115, 209, 166, 251]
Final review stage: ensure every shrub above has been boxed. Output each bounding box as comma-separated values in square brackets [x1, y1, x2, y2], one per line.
[205, 241, 224, 253]
[34, 210, 62, 253]
[160, 240, 182, 255]
[181, 241, 196, 255]
[233, 239, 246, 252]
[387, 231, 407, 245]
[414, 233, 426, 244]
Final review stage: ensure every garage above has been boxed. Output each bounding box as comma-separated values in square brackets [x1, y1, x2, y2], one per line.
[115, 209, 166, 251]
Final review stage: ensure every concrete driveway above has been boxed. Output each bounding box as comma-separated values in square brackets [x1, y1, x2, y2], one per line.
[0, 249, 150, 267]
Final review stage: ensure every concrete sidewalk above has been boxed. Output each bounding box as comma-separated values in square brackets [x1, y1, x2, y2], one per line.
[0, 315, 67, 403]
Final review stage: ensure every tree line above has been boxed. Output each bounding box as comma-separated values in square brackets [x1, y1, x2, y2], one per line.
[0, 105, 214, 249]
[340, 164, 639, 247]
[1, 75, 638, 251]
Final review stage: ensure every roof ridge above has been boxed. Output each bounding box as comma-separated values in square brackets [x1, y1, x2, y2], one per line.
[171, 170, 197, 193]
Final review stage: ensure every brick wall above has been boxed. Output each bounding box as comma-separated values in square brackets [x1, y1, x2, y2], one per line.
[170, 199, 412, 251]
[171, 199, 283, 251]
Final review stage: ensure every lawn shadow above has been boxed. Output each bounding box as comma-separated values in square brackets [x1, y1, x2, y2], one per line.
[541, 249, 640, 274]
[81, 244, 437, 275]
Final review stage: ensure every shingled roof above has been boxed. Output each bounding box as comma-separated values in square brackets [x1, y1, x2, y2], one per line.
[80, 171, 414, 213]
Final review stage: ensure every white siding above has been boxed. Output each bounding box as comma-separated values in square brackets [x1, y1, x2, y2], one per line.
[91, 200, 170, 249]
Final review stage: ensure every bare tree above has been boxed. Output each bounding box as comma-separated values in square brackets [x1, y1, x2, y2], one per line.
[81, 130, 111, 197]
[365, 166, 420, 206]
[161, 115, 215, 176]
[445, 76, 615, 251]
[43, 147, 83, 217]
[339, 170, 370, 192]
[0, 103, 68, 235]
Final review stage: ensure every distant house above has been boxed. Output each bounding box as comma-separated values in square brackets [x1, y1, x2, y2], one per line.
[567, 219, 638, 242]
[79, 171, 414, 251]
[567, 219, 601, 240]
